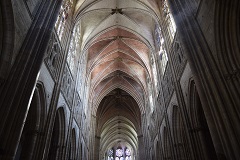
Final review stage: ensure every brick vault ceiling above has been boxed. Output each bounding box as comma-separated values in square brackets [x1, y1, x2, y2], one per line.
[75, 0, 160, 154]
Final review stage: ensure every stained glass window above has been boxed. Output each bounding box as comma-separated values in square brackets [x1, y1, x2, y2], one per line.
[125, 148, 131, 160]
[116, 149, 123, 157]
[125, 149, 130, 156]
[108, 149, 114, 160]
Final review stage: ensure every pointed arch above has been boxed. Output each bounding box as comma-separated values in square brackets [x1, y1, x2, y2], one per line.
[15, 82, 47, 160]
[47, 107, 66, 160]
[171, 105, 191, 159]
[188, 79, 217, 159]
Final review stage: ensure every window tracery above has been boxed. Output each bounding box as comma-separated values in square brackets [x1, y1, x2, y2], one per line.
[115, 148, 123, 160]
[125, 148, 131, 160]
[151, 54, 159, 93]
[107, 147, 133, 160]
[67, 23, 81, 75]
[159, 45, 168, 75]
[55, 0, 73, 41]
[108, 149, 114, 160]
[45, 33, 61, 80]
[162, 0, 176, 41]
[155, 26, 168, 75]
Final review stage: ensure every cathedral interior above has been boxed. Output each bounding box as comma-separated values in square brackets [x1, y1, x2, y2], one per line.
[0, 0, 240, 159]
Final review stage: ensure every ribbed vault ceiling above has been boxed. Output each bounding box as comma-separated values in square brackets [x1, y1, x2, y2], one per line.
[75, 0, 160, 156]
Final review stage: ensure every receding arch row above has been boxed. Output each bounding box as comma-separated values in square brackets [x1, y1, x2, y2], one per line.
[74, 0, 161, 26]
[91, 70, 146, 98]
[98, 116, 139, 159]
[86, 37, 152, 70]
[89, 61, 147, 93]
[100, 124, 138, 151]
[80, 24, 156, 53]
[85, 28, 152, 87]
[86, 27, 154, 116]
[87, 45, 150, 77]
[91, 84, 145, 116]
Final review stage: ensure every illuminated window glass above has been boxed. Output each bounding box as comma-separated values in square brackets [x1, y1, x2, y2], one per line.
[156, 27, 168, 75]
[67, 23, 81, 75]
[116, 149, 123, 157]
[55, 0, 73, 41]
[152, 57, 159, 91]
[162, 0, 176, 41]
[125, 148, 131, 160]
[108, 149, 114, 160]
[159, 46, 168, 74]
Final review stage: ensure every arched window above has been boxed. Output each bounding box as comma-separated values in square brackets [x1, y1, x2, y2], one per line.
[115, 148, 123, 160]
[159, 41, 168, 74]
[67, 22, 81, 75]
[55, 0, 74, 41]
[151, 54, 159, 92]
[108, 149, 114, 160]
[162, 0, 176, 41]
[155, 26, 168, 75]
[147, 76, 154, 112]
[125, 148, 131, 160]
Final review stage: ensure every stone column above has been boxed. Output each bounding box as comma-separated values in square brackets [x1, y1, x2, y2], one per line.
[0, 0, 62, 159]
[168, 0, 240, 159]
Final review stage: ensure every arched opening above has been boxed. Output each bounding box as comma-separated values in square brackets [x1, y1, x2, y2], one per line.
[95, 88, 141, 160]
[47, 107, 65, 160]
[14, 84, 46, 160]
[172, 106, 191, 159]
[189, 81, 217, 159]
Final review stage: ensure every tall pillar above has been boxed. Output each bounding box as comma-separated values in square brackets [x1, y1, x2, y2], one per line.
[0, 0, 62, 159]
[168, 0, 240, 159]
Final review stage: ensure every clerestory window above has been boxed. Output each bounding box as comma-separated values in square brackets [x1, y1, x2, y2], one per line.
[162, 0, 176, 42]
[55, 0, 73, 41]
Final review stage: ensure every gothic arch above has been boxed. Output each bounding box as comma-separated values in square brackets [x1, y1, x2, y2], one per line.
[188, 80, 217, 159]
[15, 82, 47, 160]
[215, 0, 240, 120]
[215, 1, 240, 77]
[95, 87, 142, 160]
[0, 0, 14, 81]
[171, 105, 191, 159]
[48, 107, 66, 160]
[167, 0, 240, 158]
